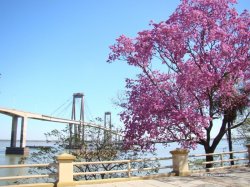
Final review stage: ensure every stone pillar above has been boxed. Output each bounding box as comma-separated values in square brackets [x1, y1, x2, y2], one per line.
[246, 144, 250, 165]
[10, 116, 18, 147]
[20, 117, 27, 148]
[56, 153, 76, 187]
[170, 148, 190, 176]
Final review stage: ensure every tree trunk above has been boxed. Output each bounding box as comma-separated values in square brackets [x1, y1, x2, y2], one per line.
[227, 122, 234, 165]
[201, 116, 228, 169]
[206, 117, 228, 168]
[205, 147, 214, 168]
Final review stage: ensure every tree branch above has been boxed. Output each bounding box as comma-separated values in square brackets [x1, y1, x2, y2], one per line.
[226, 112, 250, 131]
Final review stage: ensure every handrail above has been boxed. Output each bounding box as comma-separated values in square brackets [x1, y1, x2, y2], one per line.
[0, 157, 172, 180]
[73, 160, 130, 165]
[0, 174, 57, 180]
[132, 157, 172, 162]
[202, 158, 248, 165]
[0, 148, 248, 185]
[189, 149, 248, 170]
[189, 150, 247, 157]
[0, 163, 56, 168]
[73, 157, 172, 166]
[74, 169, 128, 176]
[73, 156, 172, 178]
[0, 163, 56, 181]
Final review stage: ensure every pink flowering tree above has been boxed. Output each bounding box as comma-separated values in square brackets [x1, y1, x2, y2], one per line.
[108, 0, 250, 167]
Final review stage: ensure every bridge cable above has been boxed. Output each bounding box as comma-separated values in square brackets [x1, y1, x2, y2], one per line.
[50, 97, 72, 117]
[56, 100, 73, 118]
[85, 99, 95, 122]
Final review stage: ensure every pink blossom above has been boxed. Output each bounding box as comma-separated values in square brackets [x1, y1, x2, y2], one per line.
[108, 0, 250, 151]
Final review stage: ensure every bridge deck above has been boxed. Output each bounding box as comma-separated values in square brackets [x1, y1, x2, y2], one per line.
[76, 167, 250, 187]
[0, 107, 123, 136]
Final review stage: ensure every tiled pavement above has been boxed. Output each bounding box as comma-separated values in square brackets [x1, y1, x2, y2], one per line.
[76, 167, 250, 187]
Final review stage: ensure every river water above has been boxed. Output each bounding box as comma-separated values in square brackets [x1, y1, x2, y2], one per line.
[0, 139, 247, 186]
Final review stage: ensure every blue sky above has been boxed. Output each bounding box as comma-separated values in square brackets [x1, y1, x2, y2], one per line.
[0, 0, 249, 140]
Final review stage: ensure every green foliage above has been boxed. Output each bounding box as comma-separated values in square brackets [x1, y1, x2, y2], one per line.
[18, 125, 160, 184]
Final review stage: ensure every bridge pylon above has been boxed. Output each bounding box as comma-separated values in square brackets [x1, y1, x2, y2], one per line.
[104, 112, 112, 144]
[69, 93, 84, 148]
[6, 116, 29, 155]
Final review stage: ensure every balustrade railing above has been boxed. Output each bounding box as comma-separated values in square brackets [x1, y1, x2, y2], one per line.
[0, 145, 249, 187]
[73, 156, 172, 179]
[0, 163, 56, 180]
[189, 150, 249, 171]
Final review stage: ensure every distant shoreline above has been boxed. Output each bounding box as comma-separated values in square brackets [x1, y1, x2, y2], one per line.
[0, 137, 247, 142]
[0, 139, 56, 142]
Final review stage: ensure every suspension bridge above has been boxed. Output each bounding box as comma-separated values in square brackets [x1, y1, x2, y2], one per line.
[0, 93, 124, 155]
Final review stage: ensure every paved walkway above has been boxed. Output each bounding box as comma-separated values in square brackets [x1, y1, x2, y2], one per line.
[77, 167, 250, 187]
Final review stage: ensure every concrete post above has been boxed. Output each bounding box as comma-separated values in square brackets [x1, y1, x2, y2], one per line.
[20, 117, 27, 148]
[6, 116, 29, 155]
[56, 153, 76, 187]
[170, 148, 190, 176]
[10, 116, 18, 147]
[246, 144, 250, 165]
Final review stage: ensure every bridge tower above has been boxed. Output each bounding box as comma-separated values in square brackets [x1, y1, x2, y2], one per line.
[104, 112, 112, 144]
[6, 116, 29, 155]
[69, 93, 84, 148]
